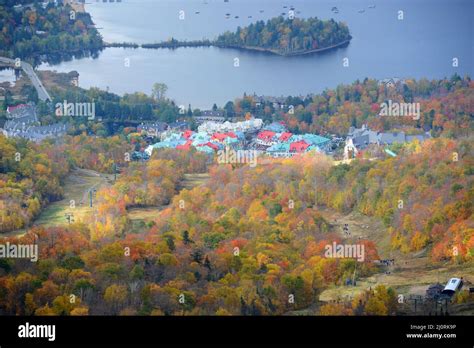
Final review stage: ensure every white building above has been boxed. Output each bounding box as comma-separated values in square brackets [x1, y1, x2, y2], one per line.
[198, 118, 263, 134]
[343, 138, 359, 160]
[441, 278, 463, 297]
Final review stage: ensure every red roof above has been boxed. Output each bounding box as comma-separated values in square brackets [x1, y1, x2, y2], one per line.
[183, 130, 194, 139]
[176, 139, 193, 150]
[279, 132, 292, 142]
[198, 142, 219, 151]
[212, 132, 238, 142]
[212, 133, 229, 142]
[290, 140, 309, 153]
[207, 142, 219, 150]
[7, 104, 28, 112]
[258, 131, 276, 141]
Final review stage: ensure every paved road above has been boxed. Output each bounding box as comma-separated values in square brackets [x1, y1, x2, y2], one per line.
[0, 56, 52, 102]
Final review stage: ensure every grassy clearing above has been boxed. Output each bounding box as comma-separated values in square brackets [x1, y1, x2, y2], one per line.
[127, 207, 164, 222]
[34, 168, 113, 228]
[178, 173, 210, 191]
[318, 208, 474, 309]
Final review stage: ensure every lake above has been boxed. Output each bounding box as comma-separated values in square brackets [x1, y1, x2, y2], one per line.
[38, 0, 473, 109]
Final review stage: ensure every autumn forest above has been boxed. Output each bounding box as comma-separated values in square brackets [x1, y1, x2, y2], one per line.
[0, 75, 473, 316]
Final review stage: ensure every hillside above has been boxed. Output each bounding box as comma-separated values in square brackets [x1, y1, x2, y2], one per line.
[0, 136, 472, 315]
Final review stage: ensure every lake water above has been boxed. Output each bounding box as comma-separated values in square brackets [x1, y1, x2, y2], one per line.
[38, 0, 473, 109]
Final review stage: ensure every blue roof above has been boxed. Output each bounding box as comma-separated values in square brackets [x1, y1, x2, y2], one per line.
[306, 145, 322, 152]
[191, 132, 210, 141]
[196, 146, 215, 154]
[264, 122, 286, 133]
[224, 137, 239, 145]
[301, 134, 331, 145]
[234, 131, 245, 139]
[267, 143, 290, 152]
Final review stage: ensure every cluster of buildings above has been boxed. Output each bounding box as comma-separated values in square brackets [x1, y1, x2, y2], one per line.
[145, 129, 246, 156]
[140, 104, 430, 162]
[144, 116, 260, 156]
[144, 117, 332, 159]
[1, 104, 69, 142]
[344, 125, 431, 160]
[253, 122, 331, 158]
[137, 121, 169, 138]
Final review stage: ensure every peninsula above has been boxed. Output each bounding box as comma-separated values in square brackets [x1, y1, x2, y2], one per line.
[112, 16, 352, 57]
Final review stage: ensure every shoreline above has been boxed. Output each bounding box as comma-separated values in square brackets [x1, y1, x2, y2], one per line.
[102, 38, 352, 57]
[214, 39, 351, 56]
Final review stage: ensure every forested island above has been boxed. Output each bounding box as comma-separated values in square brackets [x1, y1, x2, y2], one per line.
[214, 16, 351, 56]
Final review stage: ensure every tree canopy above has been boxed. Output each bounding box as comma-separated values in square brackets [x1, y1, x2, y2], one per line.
[215, 16, 351, 55]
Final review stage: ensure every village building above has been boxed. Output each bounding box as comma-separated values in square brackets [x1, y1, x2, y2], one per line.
[2, 122, 69, 142]
[2, 104, 70, 142]
[378, 77, 406, 90]
[169, 121, 189, 131]
[441, 278, 464, 297]
[266, 142, 291, 155]
[254, 95, 287, 109]
[344, 125, 431, 160]
[256, 130, 277, 146]
[137, 121, 168, 138]
[343, 138, 358, 160]
[263, 122, 287, 133]
[279, 132, 292, 142]
[290, 140, 310, 153]
[198, 118, 263, 134]
[6, 103, 37, 121]
[194, 110, 225, 124]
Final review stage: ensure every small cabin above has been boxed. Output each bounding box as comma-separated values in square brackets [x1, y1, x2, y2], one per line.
[441, 278, 463, 297]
